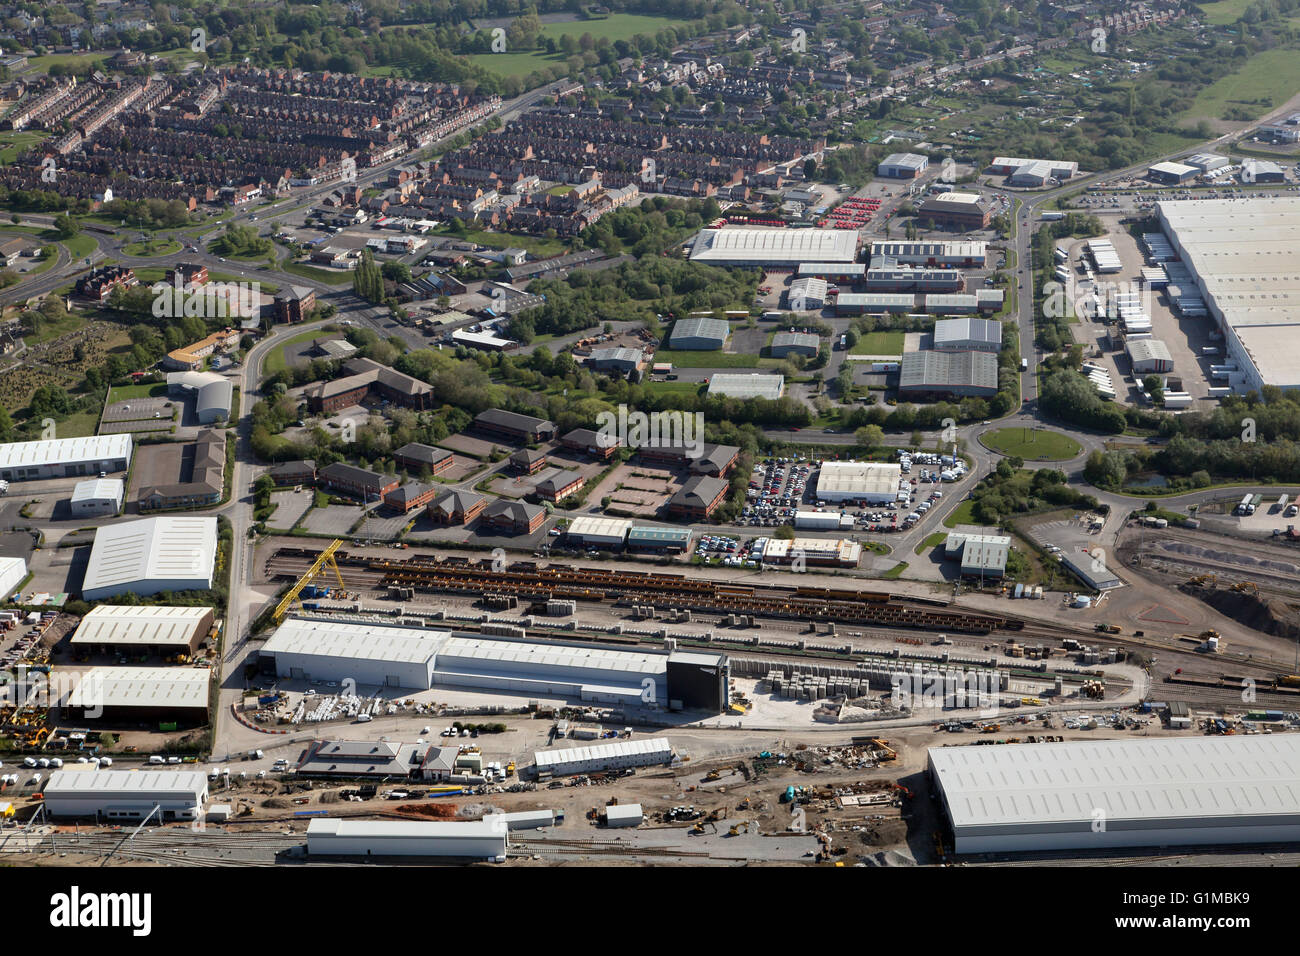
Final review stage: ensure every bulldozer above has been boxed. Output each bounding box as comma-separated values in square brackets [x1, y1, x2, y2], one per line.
[703, 769, 722, 782]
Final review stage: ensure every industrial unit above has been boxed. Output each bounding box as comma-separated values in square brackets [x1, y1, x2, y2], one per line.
[1157, 197, 1300, 392]
[688, 227, 859, 266]
[877, 152, 929, 179]
[898, 349, 999, 398]
[626, 525, 694, 552]
[1147, 161, 1199, 184]
[668, 317, 730, 350]
[69, 477, 125, 517]
[307, 817, 508, 861]
[1127, 338, 1174, 374]
[261, 618, 730, 711]
[43, 769, 208, 821]
[929, 736, 1300, 854]
[534, 737, 674, 777]
[770, 332, 821, 358]
[81, 516, 218, 600]
[565, 515, 633, 548]
[166, 370, 233, 424]
[815, 461, 903, 503]
[932, 317, 1003, 352]
[915, 193, 992, 231]
[69, 605, 214, 657]
[988, 157, 1078, 183]
[707, 373, 786, 400]
[0, 434, 132, 482]
[787, 276, 828, 310]
[65, 666, 211, 724]
[868, 241, 988, 268]
[0, 556, 27, 600]
[945, 526, 1010, 579]
[761, 537, 861, 567]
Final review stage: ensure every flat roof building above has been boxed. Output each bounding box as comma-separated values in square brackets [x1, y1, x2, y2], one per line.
[1157, 197, 1300, 392]
[761, 537, 861, 567]
[688, 227, 859, 266]
[44, 769, 208, 821]
[898, 349, 999, 397]
[307, 817, 507, 861]
[669, 317, 730, 350]
[70, 477, 124, 517]
[929, 736, 1300, 854]
[0, 434, 132, 482]
[933, 317, 1003, 352]
[262, 618, 443, 690]
[69, 605, 213, 656]
[836, 292, 915, 315]
[945, 525, 1010, 579]
[82, 516, 218, 600]
[869, 241, 987, 268]
[707, 373, 785, 400]
[815, 461, 902, 503]
[627, 525, 693, 552]
[915, 193, 992, 231]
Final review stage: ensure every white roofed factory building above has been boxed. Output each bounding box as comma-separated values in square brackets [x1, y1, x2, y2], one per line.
[307, 817, 508, 862]
[815, 461, 903, 503]
[65, 666, 211, 724]
[43, 769, 208, 821]
[534, 737, 674, 778]
[81, 515, 218, 601]
[0, 434, 132, 482]
[688, 227, 859, 266]
[929, 736, 1300, 854]
[69, 605, 214, 657]
[69, 477, 124, 517]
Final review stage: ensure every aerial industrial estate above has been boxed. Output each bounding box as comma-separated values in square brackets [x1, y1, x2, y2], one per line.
[0, 3, 1297, 901]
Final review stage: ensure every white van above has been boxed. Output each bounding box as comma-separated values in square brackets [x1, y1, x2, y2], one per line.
[148, 755, 165, 765]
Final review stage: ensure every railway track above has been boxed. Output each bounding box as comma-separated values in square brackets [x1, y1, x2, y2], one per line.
[267, 549, 1026, 635]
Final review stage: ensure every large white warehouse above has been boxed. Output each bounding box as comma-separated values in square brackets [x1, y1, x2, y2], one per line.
[815, 461, 903, 503]
[307, 817, 508, 861]
[43, 769, 208, 821]
[929, 735, 1300, 854]
[1157, 197, 1300, 393]
[0, 556, 26, 600]
[81, 516, 218, 600]
[261, 619, 729, 711]
[689, 227, 859, 266]
[0, 434, 132, 482]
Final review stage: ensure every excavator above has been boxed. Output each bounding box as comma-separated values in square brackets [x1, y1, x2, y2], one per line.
[727, 821, 752, 837]
[865, 737, 897, 761]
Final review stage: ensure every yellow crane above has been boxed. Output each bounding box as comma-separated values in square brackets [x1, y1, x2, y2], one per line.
[272, 539, 346, 624]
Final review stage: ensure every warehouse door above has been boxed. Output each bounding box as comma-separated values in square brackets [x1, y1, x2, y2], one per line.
[290, 667, 305, 679]
[386, 675, 402, 687]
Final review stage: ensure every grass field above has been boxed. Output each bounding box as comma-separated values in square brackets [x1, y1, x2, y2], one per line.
[469, 14, 682, 78]
[644, 380, 705, 396]
[914, 532, 949, 555]
[283, 261, 352, 286]
[881, 561, 909, 579]
[651, 349, 759, 368]
[264, 329, 335, 376]
[849, 331, 905, 356]
[943, 500, 981, 529]
[0, 131, 50, 164]
[23, 311, 86, 346]
[61, 234, 98, 260]
[1198, 0, 1256, 25]
[982, 427, 1081, 461]
[1181, 46, 1300, 126]
[106, 383, 168, 404]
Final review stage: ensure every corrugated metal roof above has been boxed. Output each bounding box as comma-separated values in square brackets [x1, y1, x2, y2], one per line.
[70, 605, 211, 647]
[0, 434, 132, 470]
[534, 737, 673, 770]
[45, 769, 208, 796]
[931, 736, 1300, 829]
[81, 516, 217, 597]
[68, 666, 210, 710]
[263, 618, 447, 666]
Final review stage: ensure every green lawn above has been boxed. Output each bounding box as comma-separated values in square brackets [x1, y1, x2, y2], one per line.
[881, 561, 909, 579]
[469, 14, 681, 78]
[650, 349, 759, 368]
[23, 311, 86, 346]
[849, 331, 905, 356]
[914, 532, 949, 555]
[982, 427, 1081, 461]
[1198, 0, 1256, 24]
[61, 234, 98, 260]
[283, 261, 352, 286]
[943, 500, 981, 529]
[0, 131, 50, 164]
[132, 267, 280, 296]
[107, 383, 168, 404]
[644, 380, 705, 396]
[1181, 47, 1300, 126]
[51, 409, 100, 439]
[264, 329, 337, 377]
